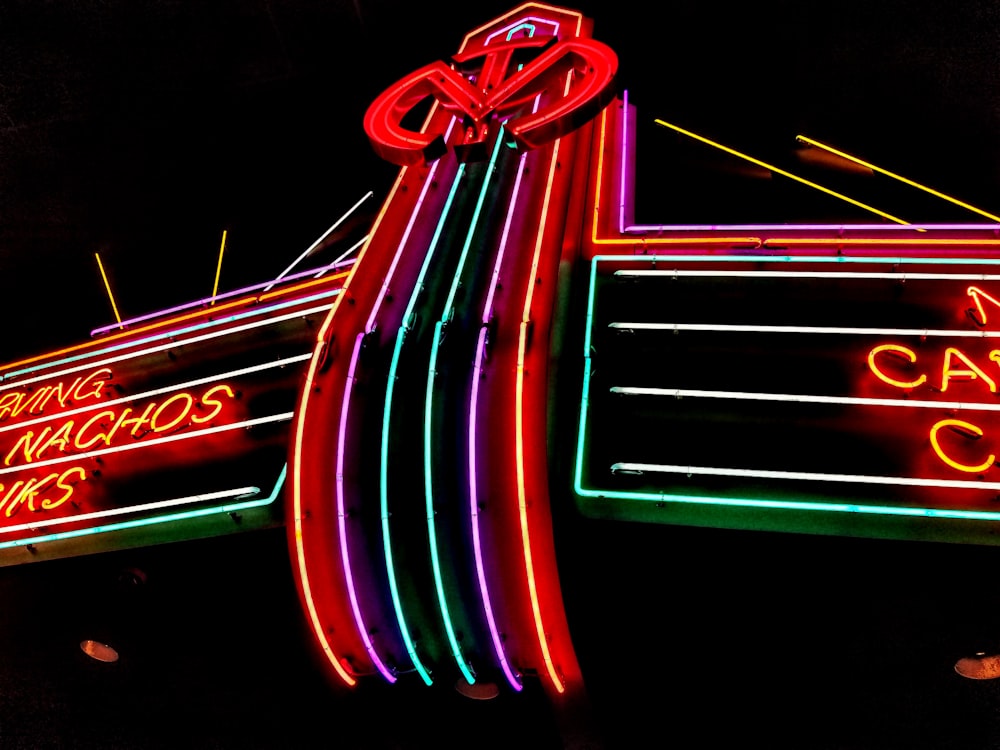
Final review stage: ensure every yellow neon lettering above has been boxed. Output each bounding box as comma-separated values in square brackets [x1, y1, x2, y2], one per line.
[867, 344, 927, 389]
[968, 286, 1000, 326]
[37, 375, 82, 411]
[4, 426, 53, 466]
[73, 409, 117, 451]
[23, 472, 61, 513]
[109, 402, 157, 440]
[3, 476, 47, 518]
[929, 419, 995, 473]
[0, 393, 21, 421]
[25, 386, 52, 414]
[941, 347, 997, 392]
[191, 384, 234, 424]
[71, 368, 112, 403]
[150, 393, 194, 433]
[0, 480, 25, 517]
[42, 466, 85, 511]
[34, 421, 75, 461]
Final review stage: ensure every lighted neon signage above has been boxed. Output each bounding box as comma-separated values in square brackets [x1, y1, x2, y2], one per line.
[363, 18, 617, 165]
[0, 269, 345, 558]
[575, 255, 1000, 542]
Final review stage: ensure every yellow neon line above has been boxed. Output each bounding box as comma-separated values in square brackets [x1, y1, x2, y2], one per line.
[0, 270, 349, 374]
[590, 109, 760, 247]
[654, 119, 911, 226]
[95, 252, 123, 329]
[211, 230, 228, 305]
[796, 135, 1000, 224]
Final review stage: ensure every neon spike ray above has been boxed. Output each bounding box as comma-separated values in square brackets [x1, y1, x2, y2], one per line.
[0, 269, 347, 563]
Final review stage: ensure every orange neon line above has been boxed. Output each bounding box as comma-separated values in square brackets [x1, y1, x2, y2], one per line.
[764, 238, 1000, 247]
[0, 271, 350, 374]
[292, 341, 357, 687]
[590, 109, 761, 248]
[290, 101, 441, 687]
[516, 129, 566, 695]
[256, 271, 351, 303]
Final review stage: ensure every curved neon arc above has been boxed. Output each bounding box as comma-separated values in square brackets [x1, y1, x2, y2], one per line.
[292, 345, 358, 686]
[515, 129, 567, 694]
[380, 161, 467, 686]
[423, 129, 508, 687]
[337, 333, 397, 683]
[467, 127, 536, 693]
[425, 321, 477, 686]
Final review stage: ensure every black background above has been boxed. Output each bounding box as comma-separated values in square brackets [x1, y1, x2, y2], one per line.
[2, 2, 1000, 748]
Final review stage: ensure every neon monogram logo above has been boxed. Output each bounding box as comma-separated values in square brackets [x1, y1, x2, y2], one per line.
[363, 32, 618, 166]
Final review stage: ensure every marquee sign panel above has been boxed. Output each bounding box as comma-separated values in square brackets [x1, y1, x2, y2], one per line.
[575, 255, 1000, 543]
[0, 269, 347, 563]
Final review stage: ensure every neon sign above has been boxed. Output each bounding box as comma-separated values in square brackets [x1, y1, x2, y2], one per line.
[864, 285, 1000, 474]
[363, 22, 617, 165]
[575, 255, 1000, 543]
[0, 268, 345, 560]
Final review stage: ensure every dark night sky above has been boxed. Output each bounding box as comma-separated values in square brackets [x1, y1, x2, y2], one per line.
[2, 2, 1000, 748]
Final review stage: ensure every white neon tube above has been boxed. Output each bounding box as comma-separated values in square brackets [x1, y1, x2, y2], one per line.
[0, 303, 334, 395]
[0, 412, 293, 477]
[0, 485, 261, 536]
[0, 354, 311, 436]
[610, 462, 1000, 491]
[609, 386, 1000, 412]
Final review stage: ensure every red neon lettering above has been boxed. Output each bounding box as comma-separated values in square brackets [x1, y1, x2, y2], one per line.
[941, 347, 996, 393]
[867, 344, 927, 389]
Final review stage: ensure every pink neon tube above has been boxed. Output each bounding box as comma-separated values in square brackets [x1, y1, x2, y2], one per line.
[467, 139, 536, 692]
[337, 332, 396, 682]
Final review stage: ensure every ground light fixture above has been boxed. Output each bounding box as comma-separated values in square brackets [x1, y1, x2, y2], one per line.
[80, 639, 119, 663]
[954, 652, 1000, 680]
[455, 678, 500, 700]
